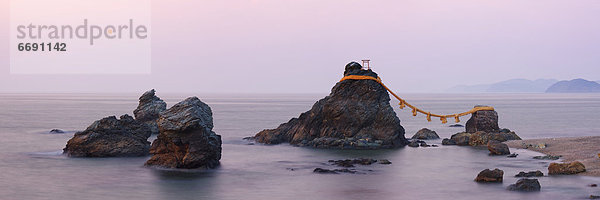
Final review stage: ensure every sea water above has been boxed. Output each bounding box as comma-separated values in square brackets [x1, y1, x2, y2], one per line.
[0, 93, 599, 200]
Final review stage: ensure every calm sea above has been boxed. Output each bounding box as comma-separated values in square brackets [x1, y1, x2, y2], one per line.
[0, 93, 599, 200]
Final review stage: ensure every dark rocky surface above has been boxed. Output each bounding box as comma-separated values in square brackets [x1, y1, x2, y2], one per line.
[548, 161, 586, 175]
[133, 89, 167, 135]
[515, 170, 544, 177]
[328, 158, 378, 167]
[411, 128, 440, 140]
[466, 105, 500, 133]
[145, 97, 222, 169]
[63, 115, 151, 157]
[475, 168, 504, 182]
[507, 178, 541, 191]
[487, 140, 510, 155]
[313, 168, 356, 174]
[254, 62, 408, 149]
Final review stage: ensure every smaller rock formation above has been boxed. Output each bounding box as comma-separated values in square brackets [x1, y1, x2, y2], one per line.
[444, 106, 521, 147]
[133, 89, 167, 135]
[507, 178, 541, 191]
[548, 161, 586, 175]
[449, 124, 464, 127]
[515, 171, 544, 177]
[466, 105, 500, 133]
[145, 97, 222, 169]
[487, 140, 510, 155]
[475, 168, 504, 182]
[411, 128, 440, 140]
[63, 115, 151, 157]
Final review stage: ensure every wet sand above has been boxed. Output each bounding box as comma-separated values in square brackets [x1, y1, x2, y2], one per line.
[505, 136, 600, 177]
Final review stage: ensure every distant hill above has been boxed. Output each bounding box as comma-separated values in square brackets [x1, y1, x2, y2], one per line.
[545, 79, 600, 93]
[449, 79, 558, 93]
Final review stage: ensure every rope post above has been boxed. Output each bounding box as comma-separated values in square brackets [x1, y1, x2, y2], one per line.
[361, 59, 371, 70]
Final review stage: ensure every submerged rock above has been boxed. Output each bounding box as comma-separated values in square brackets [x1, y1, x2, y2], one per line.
[49, 129, 65, 134]
[533, 155, 561, 160]
[475, 168, 504, 182]
[466, 105, 500, 133]
[449, 124, 464, 127]
[411, 128, 440, 140]
[378, 159, 392, 165]
[328, 158, 378, 167]
[253, 62, 408, 149]
[548, 161, 586, 175]
[133, 89, 167, 135]
[487, 140, 510, 155]
[515, 170, 544, 177]
[313, 168, 356, 174]
[63, 115, 151, 157]
[507, 178, 541, 191]
[145, 97, 222, 169]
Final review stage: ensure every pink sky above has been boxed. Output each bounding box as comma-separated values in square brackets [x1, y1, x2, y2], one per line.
[0, 0, 599, 93]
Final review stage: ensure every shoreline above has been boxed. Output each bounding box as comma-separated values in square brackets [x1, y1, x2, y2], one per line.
[505, 136, 600, 177]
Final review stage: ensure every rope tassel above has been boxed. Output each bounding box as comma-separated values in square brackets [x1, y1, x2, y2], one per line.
[454, 114, 460, 123]
[399, 100, 405, 109]
[440, 117, 447, 124]
[426, 112, 432, 122]
[412, 108, 417, 116]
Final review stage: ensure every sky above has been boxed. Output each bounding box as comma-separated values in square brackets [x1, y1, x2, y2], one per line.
[0, 0, 599, 93]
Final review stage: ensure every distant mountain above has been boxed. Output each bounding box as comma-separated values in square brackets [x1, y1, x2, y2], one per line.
[545, 79, 600, 93]
[448, 79, 558, 93]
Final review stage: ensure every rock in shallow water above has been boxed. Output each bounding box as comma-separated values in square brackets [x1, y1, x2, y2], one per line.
[474, 168, 504, 182]
[313, 168, 356, 174]
[63, 115, 151, 157]
[145, 97, 222, 169]
[411, 128, 440, 140]
[548, 161, 586, 175]
[515, 170, 544, 177]
[133, 89, 167, 135]
[253, 62, 408, 149]
[507, 178, 541, 191]
[487, 140, 510, 155]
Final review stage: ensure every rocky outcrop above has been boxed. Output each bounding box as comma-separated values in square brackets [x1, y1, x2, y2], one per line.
[507, 178, 541, 191]
[253, 62, 408, 149]
[487, 140, 510, 155]
[63, 115, 151, 157]
[475, 168, 504, 182]
[466, 105, 499, 133]
[548, 161, 586, 175]
[145, 97, 222, 169]
[411, 128, 440, 140]
[133, 89, 167, 135]
[448, 132, 472, 146]
[468, 131, 521, 146]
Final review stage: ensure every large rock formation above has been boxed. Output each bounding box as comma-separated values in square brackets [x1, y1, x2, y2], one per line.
[253, 62, 408, 149]
[133, 89, 167, 135]
[145, 97, 222, 169]
[63, 115, 151, 157]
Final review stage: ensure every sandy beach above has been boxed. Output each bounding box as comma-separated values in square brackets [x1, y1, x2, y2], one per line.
[505, 136, 600, 177]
